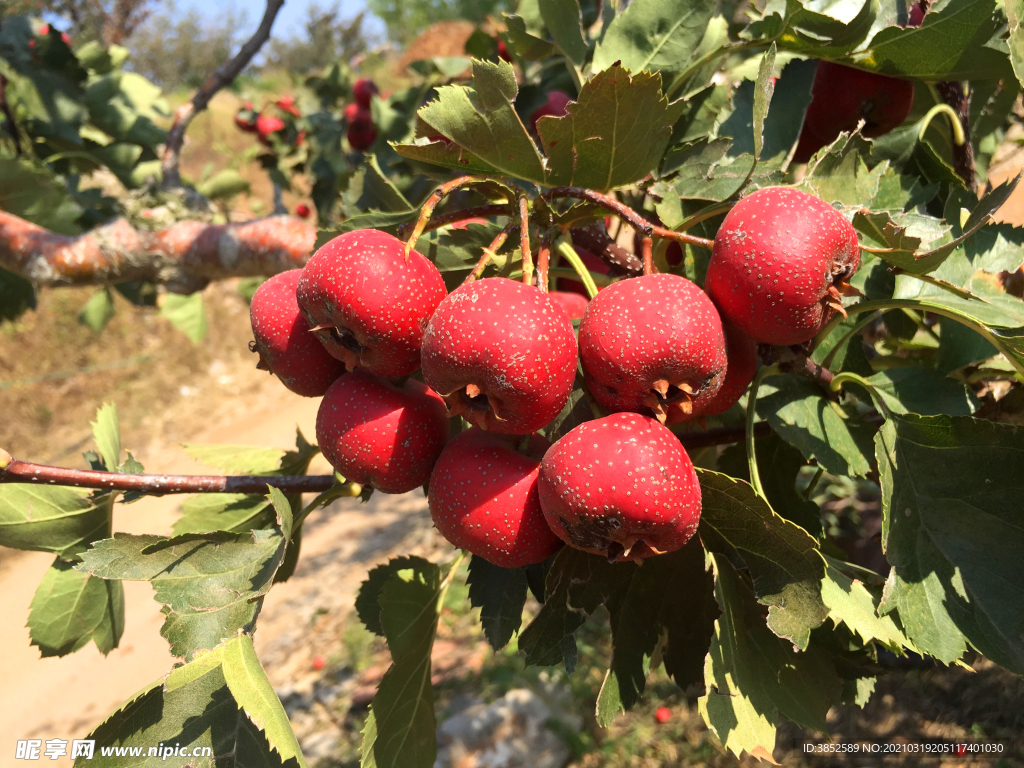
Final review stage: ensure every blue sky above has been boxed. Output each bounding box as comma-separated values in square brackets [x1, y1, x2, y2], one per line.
[172, 0, 385, 38]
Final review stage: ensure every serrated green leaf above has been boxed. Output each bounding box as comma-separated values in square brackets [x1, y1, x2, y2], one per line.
[503, 14, 558, 61]
[173, 494, 274, 535]
[0, 484, 112, 558]
[28, 556, 124, 657]
[77, 287, 116, 332]
[796, 132, 890, 206]
[540, 66, 684, 190]
[183, 444, 285, 475]
[877, 414, 1024, 673]
[752, 44, 776, 160]
[698, 554, 842, 761]
[77, 529, 286, 660]
[266, 486, 293, 540]
[757, 376, 874, 478]
[658, 139, 761, 201]
[820, 559, 913, 652]
[221, 634, 308, 768]
[342, 155, 413, 217]
[696, 470, 828, 649]
[90, 402, 121, 472]
[196, 168, 250, 200]
[538, 0, 588, 66]
[0, 158, 84, 235]
[1008, 0, 1024, 89]
[466, 555, 529, 650]
[592, 0, 717, 79]
[861, 368, 979, 416]
[160, 292, 207, 343]
[415, 222, 505, 290]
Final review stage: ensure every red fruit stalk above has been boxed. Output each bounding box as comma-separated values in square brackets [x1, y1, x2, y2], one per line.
[429, 429, 563, 568]
[249, 270, 346, 397]
[297, 229, 447, 377]
[579, 273, 727, 425]
[692, 322, 758, 417]
[316, 370, 449, 494]
[538, 413, 701, 563]
[421, 277, 578, 434]
[705, 187, 859, 346]
[793, 62, 914, 163]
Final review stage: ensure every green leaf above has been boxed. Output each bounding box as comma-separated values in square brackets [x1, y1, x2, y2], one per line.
[466, 555, 529, 650]
[415, 222, 505, 290]
[0, 484, 112, 558]
[538, 0, 588, 66]
[861, 368, 979, 416]
[77, 528, 286, 660]
[0, 157, 84, 234]
[795, 133, 891, 206]
[77, 287, 116, 332]
[399, 59, 547, 183]
[28, 556, 124, 657]
[361, 557, 444, 768]
[196, 169, 250, 200]
[503, 14, 558, 61]
[592, 0, 717, 79]
[1008, 0, 1024, 89]
[173, 493, 274, 535]
[356, 556, 431, 636]
[266, 486, 294, 540]
[0, 267, 36, 321]
[820, 559, 913, 652]
[160, 292, 207, 343]
[657, 140, 764, 202]
[183, 444, 286, 475]
[221, 634, 309, 768]
[877, 415, 1024, 673]
[696, 470, 828, 650]
[698, 553, 841, 762]
[342, 155, 413, 217]
[90, 402, 121, 472]
[752, 43, 776, 160]
[540, 66, 685, 191]
[757, 376, 874, 478]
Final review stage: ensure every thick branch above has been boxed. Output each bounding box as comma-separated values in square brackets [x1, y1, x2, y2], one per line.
[0, 210, 316, 291]
[568, 224, 643, 275]
[161, 0, 284, 189]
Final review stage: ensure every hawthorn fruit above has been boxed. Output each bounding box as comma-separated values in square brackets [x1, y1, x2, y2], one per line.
[316, 370, 449, 494]
[530, 90, 572, 133]
[547, 291, 589, 320]
[428, 429, 563, 568]
[345, 104, 376, 151]
[705, 186, 859, 345]
[295, 203, 311, 219]
[421, 277, 578, 434]
[353, 77, 379, 108]
[256, 114, 285, 140]
[297, 229, 447, 377]
[248, 270, 346, 397]
[578, 273, 727, 424]
[793, 62, 914, 163]
[538, 412, 701, 562]
[692, 321, 758, 417]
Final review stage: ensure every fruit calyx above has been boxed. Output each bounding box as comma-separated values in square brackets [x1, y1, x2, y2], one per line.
[442, 383, 505, 429]
[643, 378, 702, 424]
[308, 322, 367, 371]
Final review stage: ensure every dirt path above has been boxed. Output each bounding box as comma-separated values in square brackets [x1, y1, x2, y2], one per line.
[0, 383, 440, 765]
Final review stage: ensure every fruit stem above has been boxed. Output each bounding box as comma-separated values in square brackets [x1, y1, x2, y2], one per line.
[918, 103, 966, 146]
[535, 232, 552, 292]
[437, 550, 468, 611]
[650, 225, 715, 251]
[745, 364, 777, 500]
[405, 176, 488, 256]
[519, 195, 534, 287]
[829, 372, 893, 419]
[640, 236, 655, 275]
[802, 466, 824, 500]
[396, 204, 510, 239]
[556, 239, 599, 299]
[466, 222, 518, 282]
[540, 187, 654, 238]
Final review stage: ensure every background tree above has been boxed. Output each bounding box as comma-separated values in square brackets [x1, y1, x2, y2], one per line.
[6, 0, 152, 45]
[265, 2, 369, 74]
[367, 0, 516, 43]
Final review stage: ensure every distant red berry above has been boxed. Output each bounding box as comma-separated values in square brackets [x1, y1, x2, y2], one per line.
[530, 90, 572, 133]
[312, 655, 326, 670]
[256, 114, 286, 139]
[347, 121, 376, 151]
[547, 291, 589, 321]
[61, 32, 71, 45]
[295, 203, 311, 218]
[234, 112, 257, 133]
[353, 77, 379, 108]
[497, 38, 512, 62]
[655, 707, 672, 724]
[39, 24, 50, 35]
[276, 94, 301, 117]
[28, 39, 35, 49]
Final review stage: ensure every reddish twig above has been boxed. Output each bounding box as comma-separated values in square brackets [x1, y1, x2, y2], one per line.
[466, 222, 517, 282]
[397, 204, 510, 239]
[541, 187, 654, 237]
[535, 232, 552, 291]
[404, 176, 484, 255]
[641, 236, 654, 275]
[519, 195, 533, 286]
[161, 0, 284, 189]
[651, 225, 715, 251]
[0, 210, 316, 292]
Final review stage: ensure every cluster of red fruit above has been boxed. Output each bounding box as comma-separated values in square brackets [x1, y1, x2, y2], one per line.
[249, 186, 859, 567]
[234, 98, 303, 147]
[344, 77, 379, 152]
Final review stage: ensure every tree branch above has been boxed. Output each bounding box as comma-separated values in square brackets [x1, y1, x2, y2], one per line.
[568, 224, 643, 275]
[161, 0, 285, 189]
[0, 210, 316, 292]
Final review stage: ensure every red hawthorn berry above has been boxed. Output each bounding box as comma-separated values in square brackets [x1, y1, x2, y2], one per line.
[692, 321, 758, 417]
[316, 370, 449, 494]
[39, 24, 50, 35]
[28, 39, 35, 49]
[655, 707, 672, 724]
[547, 291, 589, 320]
[429, 429, 563, 568]
[295, 203, 311, 218]
[538, 412, 701, 562]
[256, 114, 286, 140]
[449, 217, 488, 230]
[530, 90, 573, 133]
[793, 62, 914, 163]
[297, 228, 447, 377]
[347, 120, 377, 151]
[61, 32, 71, 45]
[312, 655, 326, 670]
[234, 112, 257, 133]
[343, 102, 365, 123]
[276, 94, 301, 117]
[497, 38, 512, 62]
[705, 186, 860, 346]
[908, 1, 927, 26]
[353, 77, 379, 109]
[421, 277, 578, 435]
[249, 270, 346, 397]
[578, 273, 727, 425]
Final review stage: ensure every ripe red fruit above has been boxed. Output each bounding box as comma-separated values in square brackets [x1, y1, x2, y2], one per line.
[530, 90, 572, 132]
[496, 38, 512, 62]
[706, 187, 859, 346]
[316, 370, 449, 494]
[297, 229, 447, 377]
[547, 291, 589, 320]
[421, 277, 577, 434]
[344, 102, 367, 123]
[347, 121, 377, 151]
[655, 707, 672, 724]
[693, 322, 758, 417]
[295, 203, 311, 218]
[449, 217, 488, 230]
[578, 273, 727, 425]
[538, 412, 701, 562]
[276, 94, 301, 117]
[556, 246, 609, 296]
[39, 24, 50, 35]
[249, 270, 346, 397]
[353, 77, 379, 108]
[256, 114, 286, 139]
[312, 655, 326, 670]
[234, 113, 257, 133]
[61, 32, 71, 45]
[429, 429, 563, 568]
[908, 1, 926, 26]
[793, 62, 914, 163]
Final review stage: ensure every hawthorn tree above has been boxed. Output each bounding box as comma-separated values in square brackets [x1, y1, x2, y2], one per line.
[2, 0, 1024, 765]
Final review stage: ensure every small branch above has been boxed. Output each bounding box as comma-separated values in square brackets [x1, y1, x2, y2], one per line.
[0, 457, 334, 495]
[466, 222, 517, 282]
[651, 225, 715, 251]
[0, 73, 22, 155]
[0, 211, 316, 291]
[519, 195, 533, 286]
[161, 0, 285, 189]
[640, 236, 654, 275]
[934, 81, 976, 192]
[396, 204, 510, 239]
[535, 232, 552, 292]
[568, 224, 643, 276]
[541, 187, 653, 237]
[404, 176, 482, 255]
